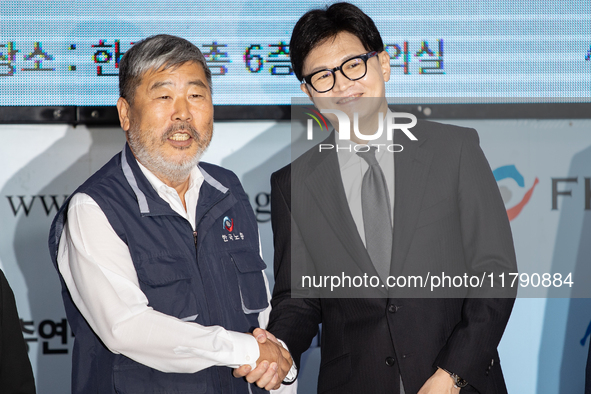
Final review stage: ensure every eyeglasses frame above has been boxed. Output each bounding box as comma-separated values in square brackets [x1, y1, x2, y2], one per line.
[302, 51, 380, 93]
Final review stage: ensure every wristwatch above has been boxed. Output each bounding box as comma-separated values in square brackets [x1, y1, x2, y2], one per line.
[441, 368, 468, 389]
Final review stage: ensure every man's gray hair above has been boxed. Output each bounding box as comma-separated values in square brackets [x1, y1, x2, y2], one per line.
[119, 34, 212, 103]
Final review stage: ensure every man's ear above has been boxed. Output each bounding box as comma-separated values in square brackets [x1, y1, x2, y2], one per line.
[116, 97, 131, 131]
[300, 83, 313, 99]
[378, 50, 391, 83]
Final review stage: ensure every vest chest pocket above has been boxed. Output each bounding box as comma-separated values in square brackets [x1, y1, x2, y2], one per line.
[134, 254, 200, 321]
[223, 250, 269, 314]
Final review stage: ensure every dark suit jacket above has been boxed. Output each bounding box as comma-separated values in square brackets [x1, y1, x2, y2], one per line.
[267, 120, 517, 394]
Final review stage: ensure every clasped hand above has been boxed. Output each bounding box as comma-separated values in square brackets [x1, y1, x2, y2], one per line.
[233, 328, 293, 391]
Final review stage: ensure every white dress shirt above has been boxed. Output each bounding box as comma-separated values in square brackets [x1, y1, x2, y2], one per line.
[57, 158, 297, 391]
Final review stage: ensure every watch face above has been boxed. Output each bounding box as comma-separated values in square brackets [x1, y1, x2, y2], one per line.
[455, 376, 468, 388]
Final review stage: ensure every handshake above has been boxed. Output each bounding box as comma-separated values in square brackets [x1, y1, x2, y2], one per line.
[233, 328, 293, 391]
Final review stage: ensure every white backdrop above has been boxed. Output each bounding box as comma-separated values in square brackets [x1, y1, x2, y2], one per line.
[1, 119, 590, 393]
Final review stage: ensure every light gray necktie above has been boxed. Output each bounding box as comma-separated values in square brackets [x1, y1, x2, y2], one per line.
[357, 147, 392, 281]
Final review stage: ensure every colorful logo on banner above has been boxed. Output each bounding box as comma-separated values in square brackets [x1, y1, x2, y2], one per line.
[223, 216, 234, 232]
[493, 165, 539, 221]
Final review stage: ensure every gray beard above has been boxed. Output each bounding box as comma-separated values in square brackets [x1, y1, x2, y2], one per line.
[127, 123, 209, 184]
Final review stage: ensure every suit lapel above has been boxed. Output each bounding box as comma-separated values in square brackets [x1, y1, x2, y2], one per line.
[391, 129, 433, 276]
[303, 133, 379, 279]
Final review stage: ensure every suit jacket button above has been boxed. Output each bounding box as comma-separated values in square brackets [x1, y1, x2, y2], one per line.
[385, 357, 396, 366]
[388, 304, 398, 313]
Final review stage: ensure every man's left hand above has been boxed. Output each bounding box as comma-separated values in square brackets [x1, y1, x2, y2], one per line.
[417, 368, 461, 394]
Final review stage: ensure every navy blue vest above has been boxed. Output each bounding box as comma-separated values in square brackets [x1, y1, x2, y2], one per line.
[49, 144, 269, 393]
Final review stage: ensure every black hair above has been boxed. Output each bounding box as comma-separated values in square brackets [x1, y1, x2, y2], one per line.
[289, 2, 384, 81]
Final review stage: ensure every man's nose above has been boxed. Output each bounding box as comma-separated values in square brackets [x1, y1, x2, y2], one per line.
[332, 70, 354, 94]
[173, 97, 192, 122]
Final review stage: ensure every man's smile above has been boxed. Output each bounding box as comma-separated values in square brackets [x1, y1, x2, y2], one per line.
[336, 93, 363, 105]
[169, 132, 191, 142]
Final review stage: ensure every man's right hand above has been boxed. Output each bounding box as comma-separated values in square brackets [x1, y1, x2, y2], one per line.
[233, 328, 293, 390]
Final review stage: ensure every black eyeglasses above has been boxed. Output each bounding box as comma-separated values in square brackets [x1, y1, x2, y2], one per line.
[302, 51, 379, 93]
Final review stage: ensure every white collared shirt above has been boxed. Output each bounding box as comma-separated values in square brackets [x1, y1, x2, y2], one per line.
[57, 156, 297, 388]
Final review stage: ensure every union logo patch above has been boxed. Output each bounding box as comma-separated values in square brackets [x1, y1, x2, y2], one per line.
[223, 216, 234, 232]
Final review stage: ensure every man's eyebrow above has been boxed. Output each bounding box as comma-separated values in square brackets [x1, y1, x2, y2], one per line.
[305, 52, 365, 76]
[149, 81, 173, 90]
[149, 80, 207, 90]
[188, 79, 207, 89]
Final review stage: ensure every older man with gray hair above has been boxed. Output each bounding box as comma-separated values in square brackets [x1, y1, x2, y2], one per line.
[48, 34, 292, 393]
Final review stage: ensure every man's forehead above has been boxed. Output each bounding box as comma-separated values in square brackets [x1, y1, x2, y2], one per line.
[303, 32, 366, 73]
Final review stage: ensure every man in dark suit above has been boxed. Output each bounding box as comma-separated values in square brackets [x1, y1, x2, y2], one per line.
[236, 3, 517, 393]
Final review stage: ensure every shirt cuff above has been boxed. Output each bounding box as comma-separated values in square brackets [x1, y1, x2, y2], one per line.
[276, 339, 298, 383]
[227, 331, 260, 369]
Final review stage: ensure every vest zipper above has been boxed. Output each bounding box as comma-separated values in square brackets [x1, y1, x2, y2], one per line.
[193, 230, 199, 267]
